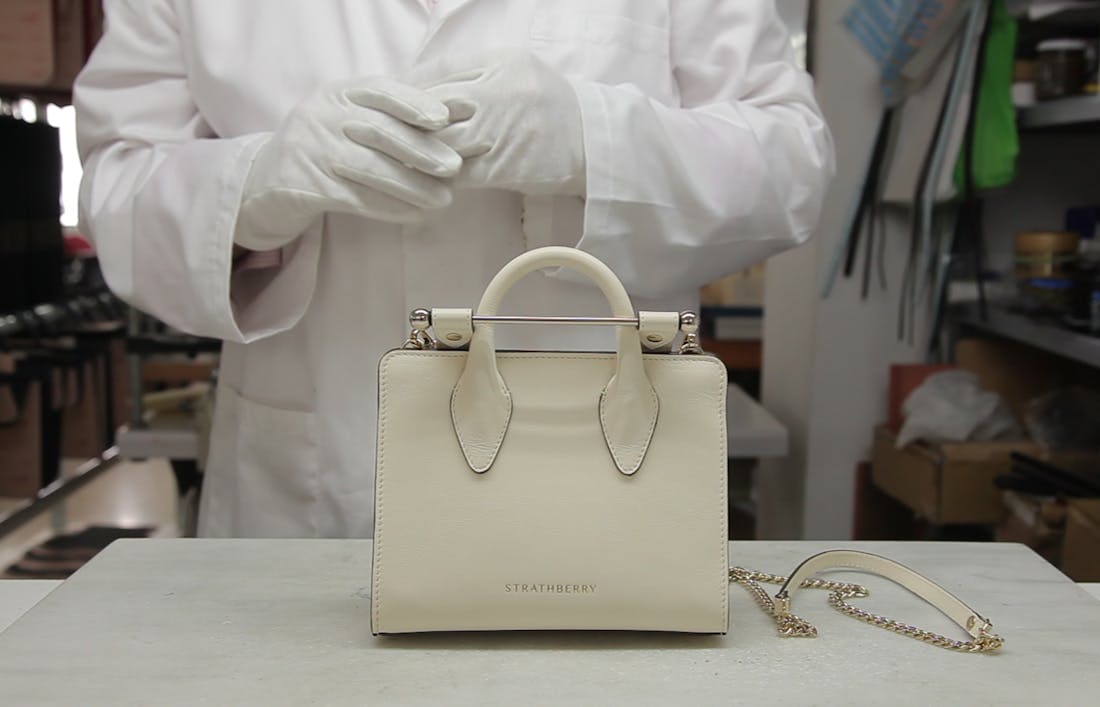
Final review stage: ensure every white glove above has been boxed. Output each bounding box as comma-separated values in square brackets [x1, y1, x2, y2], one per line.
[410, 50, 586, 196]
[235, 76, 463, 252]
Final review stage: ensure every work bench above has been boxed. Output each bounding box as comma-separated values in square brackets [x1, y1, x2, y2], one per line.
[1, 540, 1098, 705]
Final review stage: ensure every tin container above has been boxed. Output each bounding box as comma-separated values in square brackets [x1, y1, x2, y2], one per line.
[1036, 39, 1089, 101]
[1015, 231, 1080, 279]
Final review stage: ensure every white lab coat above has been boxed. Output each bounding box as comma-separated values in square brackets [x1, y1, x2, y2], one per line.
[75, 0, 833, 537]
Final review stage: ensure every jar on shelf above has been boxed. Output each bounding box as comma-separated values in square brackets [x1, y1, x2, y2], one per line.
[1036, 39, 1090, 101]
[1015, 231, 1080, 279]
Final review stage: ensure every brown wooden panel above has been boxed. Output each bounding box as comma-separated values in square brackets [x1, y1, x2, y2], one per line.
[700, 337, 762, 371]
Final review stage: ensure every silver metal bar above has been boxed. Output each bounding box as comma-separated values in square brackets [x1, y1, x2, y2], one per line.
[471, 315, 641, 327]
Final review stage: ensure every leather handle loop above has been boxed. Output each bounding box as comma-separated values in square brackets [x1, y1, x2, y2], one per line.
[431, 308, 473, 349]
[475, 247, 635, 319]
[451, 247, 658, 476]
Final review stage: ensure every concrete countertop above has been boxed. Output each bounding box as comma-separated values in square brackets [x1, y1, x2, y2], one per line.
[1, 539, 1097, 705]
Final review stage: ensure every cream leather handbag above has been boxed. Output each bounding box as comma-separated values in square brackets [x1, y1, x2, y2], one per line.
[371, 247, 729, 634]
[370, 246, 1005, 652]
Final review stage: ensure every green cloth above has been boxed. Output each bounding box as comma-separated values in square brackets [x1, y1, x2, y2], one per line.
[955, 0, 1019, 192]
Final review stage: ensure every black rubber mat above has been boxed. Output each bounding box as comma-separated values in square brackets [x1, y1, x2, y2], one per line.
[3, 525, 154, 579]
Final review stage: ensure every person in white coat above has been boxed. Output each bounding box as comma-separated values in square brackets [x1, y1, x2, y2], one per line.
[75, 0, 834, 538]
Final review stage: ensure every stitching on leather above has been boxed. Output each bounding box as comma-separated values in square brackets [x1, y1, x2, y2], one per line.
[378, 351, 728, 631]
[451, 373, 512, 473]
[598, 380, 659, 474]
[372, 355, 391, 632]
[382, 351, 729, 365]
[639, 384, 659, 471]
[832, 559, 962, 614]
[710, 360, 729, 631]
[489, 388, 513, 468]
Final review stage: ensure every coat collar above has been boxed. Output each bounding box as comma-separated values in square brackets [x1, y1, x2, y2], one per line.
[418, 0, 480, 56]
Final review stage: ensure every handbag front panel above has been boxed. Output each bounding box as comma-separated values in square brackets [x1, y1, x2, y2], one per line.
[372, 350, 728, 634]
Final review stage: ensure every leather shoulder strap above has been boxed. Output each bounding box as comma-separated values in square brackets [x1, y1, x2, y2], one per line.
[775, 550, 996, 642]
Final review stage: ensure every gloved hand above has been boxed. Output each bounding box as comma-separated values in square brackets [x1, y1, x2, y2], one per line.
[410, 50, 586, 196]
[235, 76, 463, 252]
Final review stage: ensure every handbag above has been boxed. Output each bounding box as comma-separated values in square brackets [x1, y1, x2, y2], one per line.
[371, 246, 1006, 652]
[372, 246, 729, 634]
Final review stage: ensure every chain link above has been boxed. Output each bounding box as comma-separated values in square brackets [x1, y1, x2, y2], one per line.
[729, 567, 1004, 653]
[401, 328, 436, 350]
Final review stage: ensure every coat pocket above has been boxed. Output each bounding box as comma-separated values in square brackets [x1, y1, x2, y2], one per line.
[198, 386, 320, 538]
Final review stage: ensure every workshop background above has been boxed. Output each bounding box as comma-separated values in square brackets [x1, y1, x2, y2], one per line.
[2, 0, 1100, 584]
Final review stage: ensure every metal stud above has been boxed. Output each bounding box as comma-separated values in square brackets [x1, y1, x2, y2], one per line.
[410, 308, 431, 331]
[403, 308, 436, 349]
[678, 311, 704, 355]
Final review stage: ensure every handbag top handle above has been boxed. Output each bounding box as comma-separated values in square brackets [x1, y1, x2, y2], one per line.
[451, 247, 659, 476]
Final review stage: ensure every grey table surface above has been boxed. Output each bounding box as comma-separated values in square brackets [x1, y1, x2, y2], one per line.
[0, 540, 1097, 706]
[0, 580, 61, 634]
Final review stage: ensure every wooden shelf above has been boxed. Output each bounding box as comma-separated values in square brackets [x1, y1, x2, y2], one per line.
[954, 303, 1100, 368]
[142, 355, 218, 385]
[1009, 1, 1100, 26]
[1019, 95, 1100, 129]
[700, 337, 762, 371]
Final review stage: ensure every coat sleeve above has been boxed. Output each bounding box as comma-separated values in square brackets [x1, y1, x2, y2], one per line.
[571, 0, 834, 298]
[74, 0, 320, 342]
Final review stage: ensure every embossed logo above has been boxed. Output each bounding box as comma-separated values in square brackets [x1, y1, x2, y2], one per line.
[504, 584, 597, 595]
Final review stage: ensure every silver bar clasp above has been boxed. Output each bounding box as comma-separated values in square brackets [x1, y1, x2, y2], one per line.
[471, 315, 640, 327]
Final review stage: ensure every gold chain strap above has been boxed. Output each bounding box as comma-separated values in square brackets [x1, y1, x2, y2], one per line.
[729, 567, 1005, 653]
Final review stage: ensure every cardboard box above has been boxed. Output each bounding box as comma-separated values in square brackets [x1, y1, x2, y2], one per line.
[996, 491, 1066, 567]
[1062, 499, 1100, 582]
[853, 461, 922, 540]
[871, 425, 1041, 524]
[954, 338, 1058, 425]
